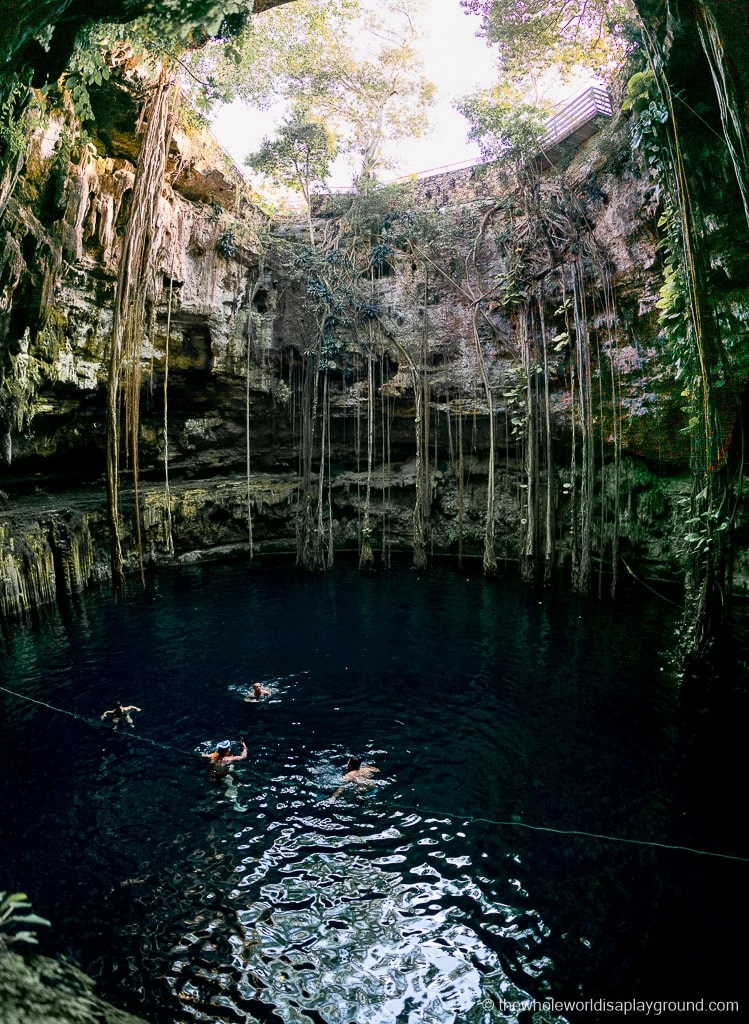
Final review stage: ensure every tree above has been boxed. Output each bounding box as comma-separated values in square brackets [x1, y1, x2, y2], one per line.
[457, 85, 549, 165]
[315, 0, 436, 181]
[190, 0, 435, 181]
[246, 109, 336, 243]
[461, 0, 635, 80]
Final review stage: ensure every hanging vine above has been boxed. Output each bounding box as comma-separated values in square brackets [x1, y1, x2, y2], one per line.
[106, 66, 178, 590]
[626, 28, 746, 668]
[162, 267, 175, 557]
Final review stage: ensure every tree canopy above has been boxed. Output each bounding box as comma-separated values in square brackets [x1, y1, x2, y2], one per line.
[461, 0, 636, 80]
[188, 0, 435, 180]
[247, 108, 336, 239]
[457, 85, 550, 164]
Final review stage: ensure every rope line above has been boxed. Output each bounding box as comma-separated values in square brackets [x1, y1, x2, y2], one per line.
[2, 683, 747, 864]
[620, 557, 681, 607]
[0, 684, 198, 760]
[384, 802, 749, 863]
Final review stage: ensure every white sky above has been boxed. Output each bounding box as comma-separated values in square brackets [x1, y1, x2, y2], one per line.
[210, 1, 499, 189]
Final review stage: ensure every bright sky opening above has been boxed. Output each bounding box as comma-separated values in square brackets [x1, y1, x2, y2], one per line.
[210, 1, 498, 190]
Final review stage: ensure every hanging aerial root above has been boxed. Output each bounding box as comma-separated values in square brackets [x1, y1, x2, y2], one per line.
[106, 67, 178, 590]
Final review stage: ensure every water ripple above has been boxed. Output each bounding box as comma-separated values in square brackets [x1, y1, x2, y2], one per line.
[2, 560, 721, 1024]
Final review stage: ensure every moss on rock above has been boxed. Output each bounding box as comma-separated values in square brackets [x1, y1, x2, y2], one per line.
[0, 949, 149, 1024]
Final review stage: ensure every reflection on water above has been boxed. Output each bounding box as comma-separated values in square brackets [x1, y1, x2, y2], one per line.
[165, 797, 553, 1024]
[0, 560, 745, 1023]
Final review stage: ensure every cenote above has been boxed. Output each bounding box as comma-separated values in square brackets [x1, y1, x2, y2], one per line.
[0, 559, 745, 1023]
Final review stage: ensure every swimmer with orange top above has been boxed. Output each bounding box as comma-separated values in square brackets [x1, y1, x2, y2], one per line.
[202, 740, 248, 776]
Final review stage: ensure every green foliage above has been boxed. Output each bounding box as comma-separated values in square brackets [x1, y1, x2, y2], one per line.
[622, 68, 655, 114]
[0, 948, 149, 1024]
[62, 25, 118, 124]
[286, 242, 376, 371]
[0, 82, 31, 158]
[504, 364, 530, 439]
[178, 105, 211, 135]
[681, 496, 730, 553]
[205, 201, 223, 225]
[134, 0, 254, 50]
[624, 69, 688, 370]
[0, 892, 50, 947]
[628, 80, 669, 173]
[461, 0, 635, 79]
[216, 225, 239, 258]
[370, 241, 393, 270]
[246, 109, 336, 201]
[457, 87, 548, 165]
[0, 81, 49, 161]
[320, 328, 348, 370]
[193, 0, 435, 180]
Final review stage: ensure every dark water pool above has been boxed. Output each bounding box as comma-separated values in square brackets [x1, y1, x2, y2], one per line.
[0, 560, 746, 1023]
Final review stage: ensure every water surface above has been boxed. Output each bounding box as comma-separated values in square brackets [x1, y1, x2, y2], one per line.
[0, 560, 745, 1022]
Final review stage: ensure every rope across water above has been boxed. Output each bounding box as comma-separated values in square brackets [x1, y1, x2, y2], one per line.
[2, 682, 747, 864]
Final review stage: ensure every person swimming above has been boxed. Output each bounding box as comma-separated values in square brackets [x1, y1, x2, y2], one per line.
[202, 739, 248, 776]
[101, 701, 141, 726]
[326, 756, 380, 804]
[244, 682, 271, 702]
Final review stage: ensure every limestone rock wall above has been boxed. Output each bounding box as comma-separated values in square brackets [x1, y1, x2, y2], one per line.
[0, 72, 732, 615]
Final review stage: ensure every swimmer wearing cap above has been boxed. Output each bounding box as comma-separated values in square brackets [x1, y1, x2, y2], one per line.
[202, 739, 248, 775]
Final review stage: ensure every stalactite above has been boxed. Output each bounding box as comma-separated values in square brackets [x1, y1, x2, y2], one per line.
[606, 289, 621, 598]
[316, 372, 329, 564]
[567, 282, 578, 586]
[295, 254, 326, 571]
[246, 305, 254, 558]
[411, 272, 429, 569]
[465, 213, 498, 575]
[380, 356, 389, 565]
[385, 389, 393, 566]
[592, 289, 606, 600]
[471, 306, 497, 574]
[245, 261, 265, 558]
[355, 373, 362, 548]
[0, 517, 95, 617]
[296, 345, 321, 569]
[457, 411, 465, 567]
[326, 376, 334, 569]
[387, 330, 425, 569]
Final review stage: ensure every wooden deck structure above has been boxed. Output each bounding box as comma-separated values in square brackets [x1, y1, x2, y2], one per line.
[537, 86, 614, 166]
[318, 86, 615, 194]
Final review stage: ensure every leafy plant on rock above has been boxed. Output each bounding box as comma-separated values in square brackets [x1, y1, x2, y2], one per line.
[0, 891, 50, 948]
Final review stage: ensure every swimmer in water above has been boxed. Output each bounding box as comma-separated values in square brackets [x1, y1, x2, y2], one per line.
[101, 701, 141, 726]
[202, 740, 248, 775]
[244, 682, 271, 702]
[326, 757, 379, 804]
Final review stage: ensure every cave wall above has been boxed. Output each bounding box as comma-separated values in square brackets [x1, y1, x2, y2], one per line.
[0, 0, 295, 99]
[2, 63, 746, 616]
